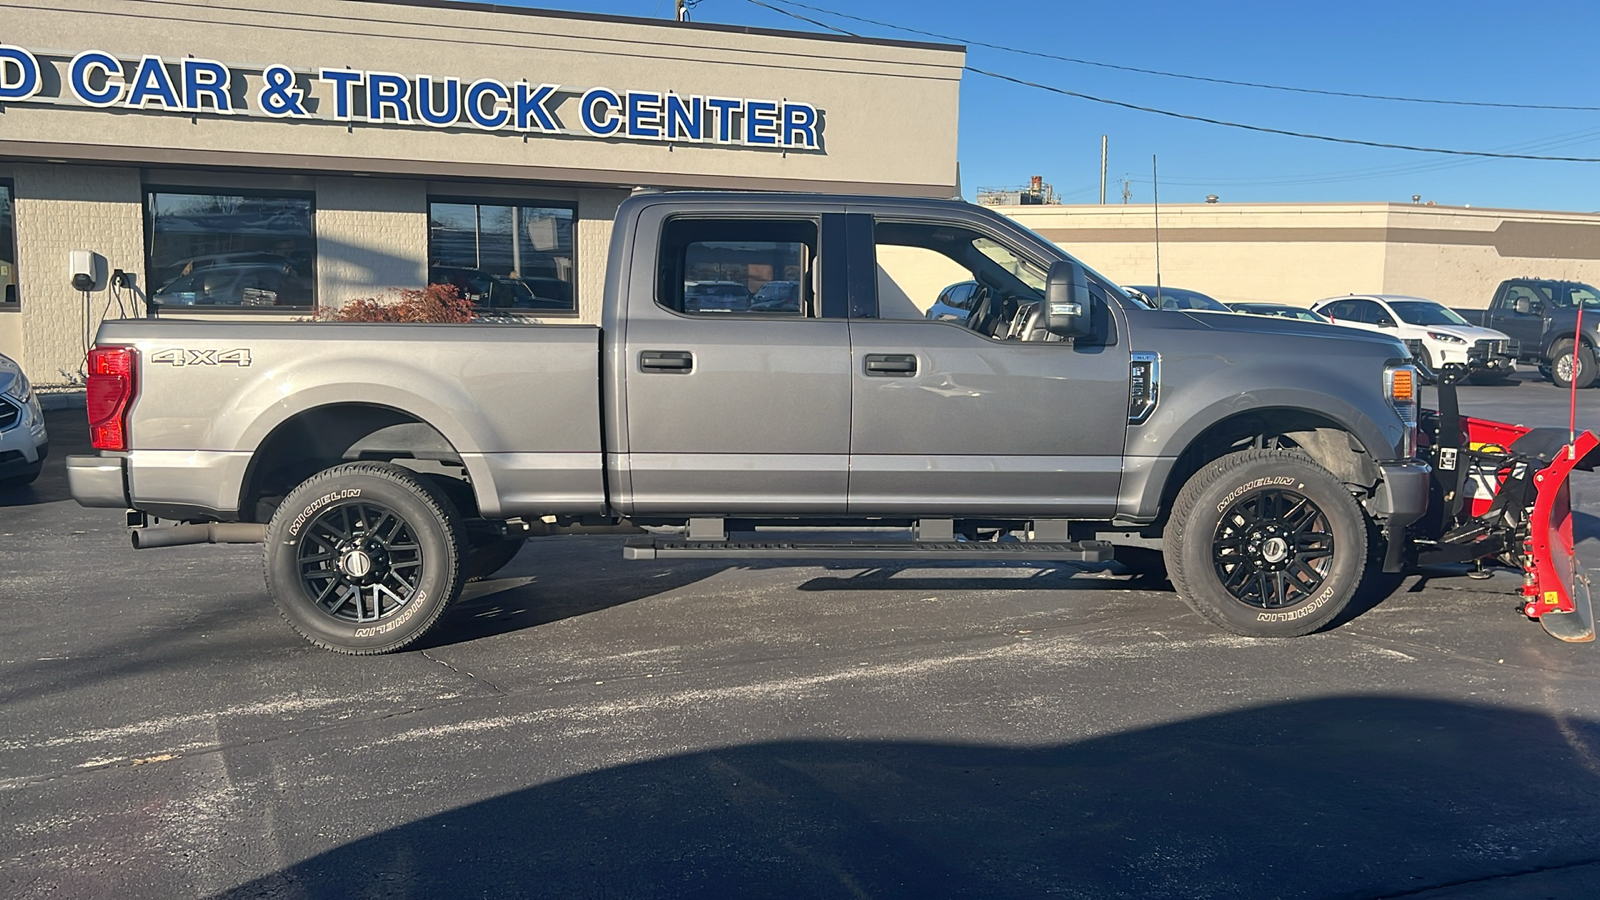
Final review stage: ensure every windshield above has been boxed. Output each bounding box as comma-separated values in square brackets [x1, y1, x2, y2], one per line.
[974, 237, 1048, 292]
[1390, 300, 1469, 327]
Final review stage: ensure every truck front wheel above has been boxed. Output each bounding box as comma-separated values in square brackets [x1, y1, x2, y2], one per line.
[264, 462, 467, 654]
[1164, 449, 1369, 637]
[1547, 339, 1596, 389]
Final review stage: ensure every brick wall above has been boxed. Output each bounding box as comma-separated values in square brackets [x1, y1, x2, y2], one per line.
[313, 177, 428, 310]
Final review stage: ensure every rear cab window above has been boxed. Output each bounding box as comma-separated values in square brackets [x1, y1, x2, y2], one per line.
[655, 218, 818, 317]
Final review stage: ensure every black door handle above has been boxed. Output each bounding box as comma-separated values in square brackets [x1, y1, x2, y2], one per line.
[640, 350, 694, 373]
[864, 353, 918, 376]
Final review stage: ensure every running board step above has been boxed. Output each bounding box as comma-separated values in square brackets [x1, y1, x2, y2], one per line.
[622, 538, 1114, 562]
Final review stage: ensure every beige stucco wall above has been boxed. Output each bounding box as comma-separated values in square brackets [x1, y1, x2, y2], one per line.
[999, 203, 1600, 309]
[0, 0, 964, 195]
[4, 164, 145, 379]
[313, 176, 428, 309]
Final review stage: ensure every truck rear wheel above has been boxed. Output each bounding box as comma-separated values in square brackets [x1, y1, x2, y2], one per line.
[1548, 340, 1596, 389]
[264, 462, 467, 654]
[1164, 449, 1368, 637]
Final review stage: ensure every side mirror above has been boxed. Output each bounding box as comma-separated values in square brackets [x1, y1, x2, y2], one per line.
[1514, 297, 1532, 315]
[1376, 317, 1396, 328]
[1043, 260, 1093, 339]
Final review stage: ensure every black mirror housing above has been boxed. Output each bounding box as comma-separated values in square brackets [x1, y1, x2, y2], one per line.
[1044, 260, 1093, 338]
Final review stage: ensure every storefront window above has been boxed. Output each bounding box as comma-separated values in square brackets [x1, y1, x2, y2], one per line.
[1, 181, 16, 309]
[145, 191, 315, 309]
[428, 200, 576, 313]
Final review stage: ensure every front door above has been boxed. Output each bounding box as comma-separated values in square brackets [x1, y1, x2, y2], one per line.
[846, 215, 1130, 518]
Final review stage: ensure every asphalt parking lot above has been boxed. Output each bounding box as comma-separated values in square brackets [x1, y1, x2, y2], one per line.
[4, 376, 1600, 899]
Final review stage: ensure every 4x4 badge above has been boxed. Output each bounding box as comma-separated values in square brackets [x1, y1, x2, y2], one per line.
[150, 348, 252, 367]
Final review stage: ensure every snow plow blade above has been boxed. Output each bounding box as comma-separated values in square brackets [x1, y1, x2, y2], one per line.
[1524, 431, 1597, 642]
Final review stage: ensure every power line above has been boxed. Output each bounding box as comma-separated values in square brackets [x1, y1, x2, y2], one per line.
[965, 67, 1600, 163]
[758, 0, 1600, 113]
[744, 0, 1600, 162]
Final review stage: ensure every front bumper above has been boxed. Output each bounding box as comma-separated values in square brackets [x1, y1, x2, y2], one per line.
[67, 454, 130, 507]
[1373, 461, 1432, 572]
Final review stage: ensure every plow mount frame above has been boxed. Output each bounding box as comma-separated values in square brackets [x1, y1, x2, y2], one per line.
[1413, 368, 1596, 642]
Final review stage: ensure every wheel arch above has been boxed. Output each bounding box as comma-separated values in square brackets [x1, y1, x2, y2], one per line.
[238, 402, 494, 522]
[1148, 406, 1384, 529]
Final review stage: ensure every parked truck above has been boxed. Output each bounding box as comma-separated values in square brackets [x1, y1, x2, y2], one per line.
[67, 192, 1596, 653]
[1469, 278, 1600, 388]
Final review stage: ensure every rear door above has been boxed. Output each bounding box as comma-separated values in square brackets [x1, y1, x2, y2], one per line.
[843, 211, 1131, 517]
[620, 209, 853, 515]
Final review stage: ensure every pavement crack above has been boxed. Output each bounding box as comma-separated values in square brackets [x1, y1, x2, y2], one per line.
[1374, 858, 1600, 898]
[421, 650, 506, 694]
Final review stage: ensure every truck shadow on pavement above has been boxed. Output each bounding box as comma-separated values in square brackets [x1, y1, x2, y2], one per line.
[0, 409, 82, 507]
[215, 695, 1600, 900]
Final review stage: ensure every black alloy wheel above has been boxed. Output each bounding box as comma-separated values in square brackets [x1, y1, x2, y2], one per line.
[1211, 487, 1334, 610]
[266, 462, 467, 654]
[296, 500, 424, 623]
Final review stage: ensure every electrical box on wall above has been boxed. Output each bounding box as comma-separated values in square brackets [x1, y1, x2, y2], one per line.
[70, 250, 105, 292]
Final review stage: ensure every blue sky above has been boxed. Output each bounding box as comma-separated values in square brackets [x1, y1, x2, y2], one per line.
[494, 0, 1600, 210]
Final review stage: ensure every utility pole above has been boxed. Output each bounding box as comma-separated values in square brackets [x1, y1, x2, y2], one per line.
[1121, 177, 1132, 204]
[1100, 135, 1108, 205]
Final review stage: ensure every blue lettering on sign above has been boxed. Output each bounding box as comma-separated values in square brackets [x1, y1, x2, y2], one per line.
[181, 58, 231, 113]
[366, 72, 411, 123]
[0, 45, 41, 101]
[580, 87, 621, 136]
[782, 102, 819, 149]
[515, 82, 560, 132]
[465, 79, 510, 130]
[664, 94, 702, 141]
[258, 65, 308, 118]
[705, 97, 742, 143]
[626, 90, 663, 139]
[69, 51, 124, 107]
[743, 99, 779, 146]
[17, 47, 825, 150]
[417, 76, 460, 127]
[125, 55, 180, 109]
[317, 68, 363, 120]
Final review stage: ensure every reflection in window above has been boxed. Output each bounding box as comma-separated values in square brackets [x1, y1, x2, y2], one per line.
[1, 182, 16, 309]
[657, 218, 815, 316]
[427, 201, 575, 312]
[146, 192, 315, 309]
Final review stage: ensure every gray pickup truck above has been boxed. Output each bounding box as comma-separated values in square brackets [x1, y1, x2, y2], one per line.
[69, 192, 1429, 654]
[1475, 278, 1600, 388]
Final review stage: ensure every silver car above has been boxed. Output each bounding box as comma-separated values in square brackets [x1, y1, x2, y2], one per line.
[0, 352, 48, 487]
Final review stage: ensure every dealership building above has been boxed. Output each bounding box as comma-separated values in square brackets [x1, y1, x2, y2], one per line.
[996, 201, 1600, 311]
[0, 0, 965, 382]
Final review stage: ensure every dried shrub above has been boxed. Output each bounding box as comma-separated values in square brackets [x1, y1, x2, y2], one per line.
[312, 283, 476, 323]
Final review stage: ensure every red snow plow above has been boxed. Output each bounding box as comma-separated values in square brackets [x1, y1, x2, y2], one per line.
[1411, 367, 1598, 642]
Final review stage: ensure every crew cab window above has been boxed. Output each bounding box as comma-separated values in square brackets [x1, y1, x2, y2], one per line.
[873, 220, 1064, 339]
[656, 218, 817, 316]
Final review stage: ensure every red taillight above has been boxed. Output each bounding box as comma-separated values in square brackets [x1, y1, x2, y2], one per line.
[87, 346, 136, 451]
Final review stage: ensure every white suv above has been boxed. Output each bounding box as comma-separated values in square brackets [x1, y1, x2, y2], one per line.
[1312, 294, 1518, 382]
[0, 352, 48, 487]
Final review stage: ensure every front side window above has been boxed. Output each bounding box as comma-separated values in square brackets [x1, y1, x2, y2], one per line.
[874, 220, 1059, 338]
[146, 191, 315, 309]
[428, 200, 576, 313]
[656, 218, 816, 316]
[1, 181, 17, 309]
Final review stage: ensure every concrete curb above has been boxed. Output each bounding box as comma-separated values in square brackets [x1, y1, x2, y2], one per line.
[40, 390, 86, 411]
